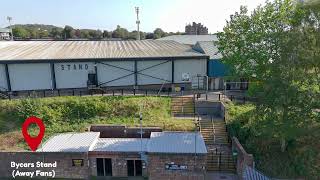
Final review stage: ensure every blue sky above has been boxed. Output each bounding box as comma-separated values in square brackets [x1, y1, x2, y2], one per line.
[0, 0, 266, 33]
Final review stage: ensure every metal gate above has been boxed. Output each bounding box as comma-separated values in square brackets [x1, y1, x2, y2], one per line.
[191, 75, 208, 90]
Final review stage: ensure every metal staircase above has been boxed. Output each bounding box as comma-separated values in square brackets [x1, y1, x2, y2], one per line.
[199, 117, 236, 173]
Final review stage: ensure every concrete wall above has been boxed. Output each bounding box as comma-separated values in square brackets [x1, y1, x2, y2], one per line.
[55, 62, 94, 89]
[174, 59, 206, 83]
[195, 100, 222, 117]
[0, 64, 8, 91]
[97, 61, 135, 87]
[0, 152, 89, 179]
[148, 154, 206, 180]
[8, 63, 52, 91]
[137, 60, 172, 85]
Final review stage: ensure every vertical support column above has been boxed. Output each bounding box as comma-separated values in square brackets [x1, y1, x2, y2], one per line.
[95, 62, 98, 86]
[134, 60, 138, 87]
[171, 60, 175, 92]
[171, 60, 175, 83]
[206, 58, 209, 77]
[50, 63, 56, 90]
[4, 64, 11, 91]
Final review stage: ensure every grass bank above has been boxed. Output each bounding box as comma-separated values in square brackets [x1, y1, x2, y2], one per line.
[0, 96, 194, 151]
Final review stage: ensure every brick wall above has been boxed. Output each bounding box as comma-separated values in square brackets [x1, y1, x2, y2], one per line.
[148, 153, 206, 180]
[89, 152, 148, 177]
[231, 137, 254, 179]
[195, 100, 222, 117]
[0, 152, 207, 179]
[0, 152, 89, 179]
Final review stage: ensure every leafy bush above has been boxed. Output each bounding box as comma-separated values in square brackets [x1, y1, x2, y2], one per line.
[226, 103, 320, 179]
[226, 103, 255, 143]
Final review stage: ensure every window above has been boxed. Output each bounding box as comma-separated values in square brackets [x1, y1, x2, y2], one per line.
[96, 158, 112, 176]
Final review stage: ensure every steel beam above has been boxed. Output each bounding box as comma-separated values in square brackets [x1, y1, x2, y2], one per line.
[4, 64, 11, 91]
[50, 63, 56, 89]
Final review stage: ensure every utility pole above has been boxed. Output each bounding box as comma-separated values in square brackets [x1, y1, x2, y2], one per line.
[139, 112, 143, 153]
[135, 7, 140, 40]
[7, 16, 13, 41]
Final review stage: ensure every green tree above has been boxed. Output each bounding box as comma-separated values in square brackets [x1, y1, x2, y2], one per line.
[153, 28, 165, 39]
[63, 25, 75, 39]
[217, 0, 320, 153]
[102, 30, 111, 38]
[38, 30, 49, 38]
[50, 27, 62, 39]
[12, 27, 30, 39]
[145, 33, 154, 39]
[80, 30, 91, 38]
[89, 30, 102, 39]
[129, 31, 146, 40]
[112, 25, 129, 39]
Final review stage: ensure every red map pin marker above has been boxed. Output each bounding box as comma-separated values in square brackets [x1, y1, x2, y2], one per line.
[22, 116, 45, 152]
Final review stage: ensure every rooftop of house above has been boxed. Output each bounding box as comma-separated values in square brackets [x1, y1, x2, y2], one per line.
[157, 35, 218, 45]
[37, 132, 100, 152]
[193, 41, 222, 59]
[0, 40, 208, 62]
[38, 131, 208, 154]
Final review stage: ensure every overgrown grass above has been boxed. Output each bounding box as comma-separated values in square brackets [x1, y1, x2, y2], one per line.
[0, 96, 194, 151]
[225, 102, 320, 179]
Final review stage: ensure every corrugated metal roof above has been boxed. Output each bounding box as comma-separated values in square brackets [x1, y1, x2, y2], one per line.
[0, 40, 206, 61]
[147, 132, 207, 154]
[39, 131, 207, 154]
[158, 35, 218, 45]
[92, 138, 149, 152]
[193, 41, 222, 59]
[243, 166, 270, 180]
[38, 132, 100, 152]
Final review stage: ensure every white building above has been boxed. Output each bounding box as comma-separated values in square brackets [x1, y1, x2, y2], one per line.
[0, 28, 11, 41]
[0, 40, 208, 92]
[159, 35, 248, 91]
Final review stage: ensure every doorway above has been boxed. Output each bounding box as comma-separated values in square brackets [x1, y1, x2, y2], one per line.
[88, 73, 97, 86]
[127, 160, 142, 176]
[97, 158, 112, 176]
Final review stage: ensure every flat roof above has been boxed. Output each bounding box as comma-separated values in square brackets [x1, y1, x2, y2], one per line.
[92, 138, 149, 153]
[0, 40, 207, 62]
[147, 132, 207, 154]
[40, 131, 207, 154]
[37, 132, 100, 152]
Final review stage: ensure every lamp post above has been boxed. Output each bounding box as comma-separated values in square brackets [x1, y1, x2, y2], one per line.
[7, 16, 13, 40]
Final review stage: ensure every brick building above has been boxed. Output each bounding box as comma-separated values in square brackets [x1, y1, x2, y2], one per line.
[1, 128, 207, 180]
[185, 22, 208, 35]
